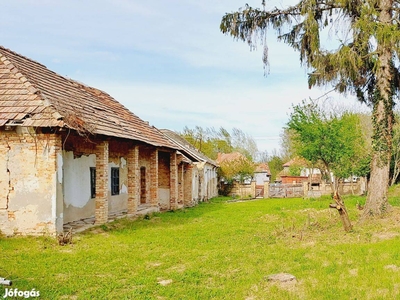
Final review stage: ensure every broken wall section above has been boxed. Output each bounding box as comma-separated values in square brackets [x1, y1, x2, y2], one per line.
[0, 127, 61, 236]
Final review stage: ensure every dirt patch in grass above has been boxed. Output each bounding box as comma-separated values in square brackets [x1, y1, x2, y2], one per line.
[372, 232, 400, 241]
[167, 264, 186, 273]
[384, 264, 400, 271]
[148, 262, 163, 268]
[158, 278, 173, 286]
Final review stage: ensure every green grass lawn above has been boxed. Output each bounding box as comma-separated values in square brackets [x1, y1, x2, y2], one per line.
[2, 195, 400, 299]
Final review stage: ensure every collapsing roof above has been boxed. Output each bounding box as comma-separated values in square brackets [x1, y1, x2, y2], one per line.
[0, 46, 175, 149]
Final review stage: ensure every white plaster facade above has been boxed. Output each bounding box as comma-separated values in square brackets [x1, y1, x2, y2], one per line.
[254, 172, 270, 185]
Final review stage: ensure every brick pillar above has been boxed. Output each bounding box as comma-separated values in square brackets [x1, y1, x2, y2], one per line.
[178, 163, 184, 205]
[150, 148, 158, 207]
[127, 145, 139, 214]
[183, 165, 193, 207]
[251, 180, 256, 198]
[170, 151, 178, 210]
[95, 141, 109, 224]
[264, 182, 270, 198]
[303, 181, 309, 198]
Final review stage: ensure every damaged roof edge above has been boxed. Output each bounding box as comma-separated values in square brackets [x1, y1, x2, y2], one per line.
[0, 45, 178, 150]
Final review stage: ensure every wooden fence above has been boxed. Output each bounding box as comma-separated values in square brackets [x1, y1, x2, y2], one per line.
[269, 183, 305, 198]
[224, 178, 367, 199]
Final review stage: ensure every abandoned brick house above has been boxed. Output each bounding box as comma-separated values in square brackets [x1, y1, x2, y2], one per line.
[160, 129, 218, 203]
[0, 46, 216, 236]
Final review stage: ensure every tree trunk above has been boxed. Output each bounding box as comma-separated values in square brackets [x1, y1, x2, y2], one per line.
[363, 152, 391, 217]
[363, 0, 393, 219]
[390, 149, 400, 186]
[329, 191, 352, 232]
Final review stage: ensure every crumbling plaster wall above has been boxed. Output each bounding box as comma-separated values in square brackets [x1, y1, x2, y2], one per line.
[191, 168, 200, 204]
[62, 152, 96, 223]
[108, 155, 128, 214]
[200, 163, 218, 200]
[62, 136, 130, 222]
[0, 128, 61, 236]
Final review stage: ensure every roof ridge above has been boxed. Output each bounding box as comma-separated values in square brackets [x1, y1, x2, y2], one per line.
[0, 48, 63, 122]
[0, 51, 40, 96]
[0, 45, 176, 148]
[0, 45, 92, 106]
[0, 46, 48, 70]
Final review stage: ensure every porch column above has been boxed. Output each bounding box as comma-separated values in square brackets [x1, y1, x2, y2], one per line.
[127, 145, 139, 214]
[150, 148, 158, 207]
[54, 134, 64, 233]
[170, 151, 178, 210]
[183, 165, 193, 207]
[179, 163, 184, 205]
[95, 141, 109, 224]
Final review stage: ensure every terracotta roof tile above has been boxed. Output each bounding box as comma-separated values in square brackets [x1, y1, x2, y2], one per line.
[255, 163, 271, 174]
[0, 46, 176, 148]
[283, 157, 309, 168]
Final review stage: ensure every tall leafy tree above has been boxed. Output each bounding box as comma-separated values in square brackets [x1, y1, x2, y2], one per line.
[220, 0, 400, 218]
[267, 154, 284, 182]
[180, 126, 258, 160]
[287, 100, 367, 231]
[288, 100, 367, 184]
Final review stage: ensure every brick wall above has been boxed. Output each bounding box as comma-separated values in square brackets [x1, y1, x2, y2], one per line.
[178, 163, 184, 206]
[94, 141, 109, 224]
[158, 151, 170, 188]
[169, 151, 178, 210]
[183, 165, 194, 206]
[150, 148, 158, 207]
[0, 128, 61, 235]
[127, 146, 139, 214]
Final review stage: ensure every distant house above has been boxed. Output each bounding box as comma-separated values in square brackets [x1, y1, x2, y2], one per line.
[216, 152, 256, 197]
[160, 129, 218, 204]
[254, 163, 271, 185]
[0, 46, 202, 235]
[279, 157, 321, 184]
[253, 163, 271, 198]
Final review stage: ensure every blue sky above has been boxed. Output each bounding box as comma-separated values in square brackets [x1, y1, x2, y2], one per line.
[2, 0, 364, 154]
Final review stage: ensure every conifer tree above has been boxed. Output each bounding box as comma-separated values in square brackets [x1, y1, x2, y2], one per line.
[221, 0, 400, 218]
